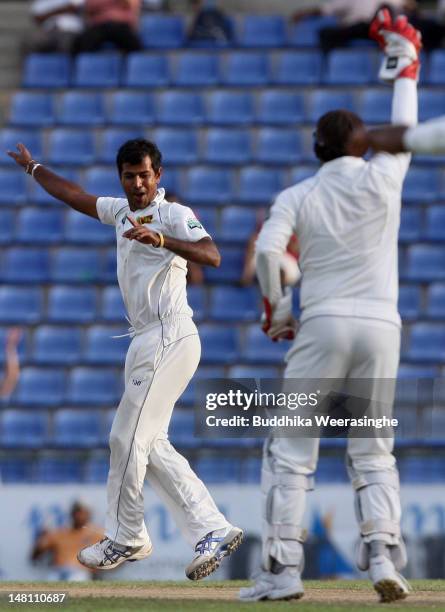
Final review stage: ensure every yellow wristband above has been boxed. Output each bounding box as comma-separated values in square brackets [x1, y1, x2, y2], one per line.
[156, 232, 164, 248]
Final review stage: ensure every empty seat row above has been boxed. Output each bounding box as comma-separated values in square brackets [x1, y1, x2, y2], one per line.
[2, 165, 445, 207]
[9, 88, 445, 128]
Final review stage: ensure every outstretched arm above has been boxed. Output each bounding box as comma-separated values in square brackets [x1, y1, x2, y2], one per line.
[8, 144, 98, 219]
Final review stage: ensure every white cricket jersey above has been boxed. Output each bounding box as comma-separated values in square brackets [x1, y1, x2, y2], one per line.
[256, 153, 411, 328]
[96, 188, 209, 333]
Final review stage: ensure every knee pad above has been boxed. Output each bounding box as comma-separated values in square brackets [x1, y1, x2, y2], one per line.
[261, 461, 313, 569]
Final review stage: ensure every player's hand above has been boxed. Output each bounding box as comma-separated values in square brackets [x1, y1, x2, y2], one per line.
[7, 143, 33, 169]
[369, 8, 422, 82]
[261, 287, 297, 342]
[123, 216, 161, 246]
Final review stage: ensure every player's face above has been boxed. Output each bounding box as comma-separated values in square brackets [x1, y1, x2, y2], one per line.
[120, 156, 162, 211]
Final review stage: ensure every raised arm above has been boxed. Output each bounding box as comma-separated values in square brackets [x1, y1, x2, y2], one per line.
[8, 143, 99, 219]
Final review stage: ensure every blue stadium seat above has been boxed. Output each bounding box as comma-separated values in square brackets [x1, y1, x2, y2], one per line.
[108, 92, 156, 125]
[241, 457, 262, 483]
[205, 247, 244, 283]
[207, 91, 254, 125]
[289, 16, 338, 47]
[53, 409, 102, 448]
[101, 286, 127, 322]
[22, 53, 70, 88]
[157, 92, 205, 125]
[402, 167, 442, 203]
[255, 128, 303, 164]
[173, 52, 220, 86]
[0, 209, 14, 244]
[1, 248, 49, 283]
[187, 286, 206, 321]
[242, 326, 291, 364]
[35, 455, 83, 483]
[199, 324, 238, 364]
[9, 92, 55, 127]
[159, 168, 179, 195]
[84, 167, 124, 197]
[154, 129, 199, 165]
[16, 208, 64, 244]
[67, 367, 121, 405]
[168, 410, 197, 448]
[418, 90, 445, 122]
[183, 167, 233, 204]
[124, 52, 169, 87]
[424, 206, 445, 241]
[204, 129, 251, 164]
[239, 15, 286, 47]
[0, 129, 43, 166]
[15, 367, 66, 407]
[194, 457, 241, 483]
[307, 90, 355, 122]
[1, 410, 48, 449]
[84, 325, 130, 365]
[228, 365, 280, 379]
[257, 91, 305, 125]
[101, 248, 117, 283]
[398, 285, 422, 321]
[359, 89, 392, 124]
[210, 287, 258, 322]
[273, 51, 322, 85]
[404, 323, 445, 362]
[219, 206, 257, 242]
[73, 53, 122, 87]
[194, 207, 217, 235]
[325, 50, 376, 85]
[33, 325, 81, 365]
[47, 129, 96, 165]
[98, 128, 141, 163]
[47, 286, 97, 323]
[426, 283, 445, 320]
[50, 247, 100, 283]
[0, 287, 43, 324]
[140, 14, 185, 48]
[237, 167, 284, 204]
[0, 457, 33, 483]
[58, 92, 105, 126]
[403, 245, 445, 282]
[65, 209, 114, 244]
[85, 452, 110, 482]
[398, 364, 438, 378]
[399, 207, 422, 243]
[317, 455, 348, 483]
[0, 169, 27, 205]
[428, 50, 445, 84]
[222, 52, 269, 86]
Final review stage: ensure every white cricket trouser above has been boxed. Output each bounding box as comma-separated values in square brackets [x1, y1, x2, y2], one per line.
[262, 315, 402, 567]
[105, 316, 229, 548]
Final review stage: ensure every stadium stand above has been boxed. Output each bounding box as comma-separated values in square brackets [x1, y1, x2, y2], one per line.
[0, 12, 444, 487]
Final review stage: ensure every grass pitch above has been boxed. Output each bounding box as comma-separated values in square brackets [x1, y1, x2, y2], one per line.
[0, 580, 443, 611]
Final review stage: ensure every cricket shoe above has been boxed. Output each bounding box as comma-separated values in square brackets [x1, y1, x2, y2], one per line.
[185, 526, 243, 581]
[239, 567, 304, 602]
[77, 537, 152, 571]
[369, 554, 412, 603]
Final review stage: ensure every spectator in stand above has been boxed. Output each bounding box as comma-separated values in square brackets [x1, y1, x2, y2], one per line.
[73, 0, 142, 53]
[188, 0, 233, 45]
[31, 502, 103, 581]
[0, 328, 22, 401]
[28, 0, 84, 53]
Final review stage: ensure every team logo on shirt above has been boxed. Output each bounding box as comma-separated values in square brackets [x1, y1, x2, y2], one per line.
[137, 215, 153, 225]
[187, 218, 202, 230]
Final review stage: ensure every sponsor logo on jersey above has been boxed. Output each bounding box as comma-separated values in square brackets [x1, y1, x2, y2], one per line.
[187, 218, 202, 230]
[137, 215, 153, 225]
[132, 379, 143, 386]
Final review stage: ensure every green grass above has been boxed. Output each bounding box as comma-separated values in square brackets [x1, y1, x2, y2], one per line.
[0, 580, 443, 612]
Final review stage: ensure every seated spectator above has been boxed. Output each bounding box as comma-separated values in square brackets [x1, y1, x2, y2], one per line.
[292, 0, 409, 52]
[188, 0, 233, 45]
[31, 501, 103, 581]
[73, 0, 142, 53]
[29, 0, 84, 53]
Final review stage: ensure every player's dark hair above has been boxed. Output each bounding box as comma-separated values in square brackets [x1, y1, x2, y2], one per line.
[314, 110, 365, 163]
[116, 139, 162, 176]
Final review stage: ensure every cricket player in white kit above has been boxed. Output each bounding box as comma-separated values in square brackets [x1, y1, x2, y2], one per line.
[8, 138, 243, 580]
[240, 10, 420, 603]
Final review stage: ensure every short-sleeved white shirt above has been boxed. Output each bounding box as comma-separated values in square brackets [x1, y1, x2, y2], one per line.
[96, 188, 210, 331]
